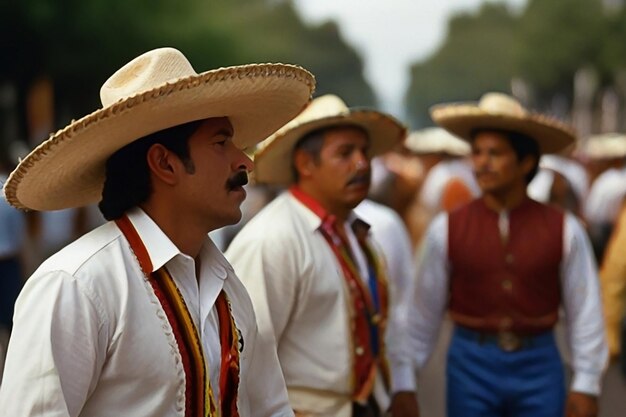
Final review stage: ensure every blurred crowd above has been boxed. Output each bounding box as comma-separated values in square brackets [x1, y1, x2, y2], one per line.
[2, 93, 626, 414]
[208, 124, 626, 372]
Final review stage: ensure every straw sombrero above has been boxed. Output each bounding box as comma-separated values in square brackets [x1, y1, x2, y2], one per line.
[404, 127, 470, 157]
[430, 92, 575, 155]
[4, 47, 315, 210]
[583, 133, 626, 160]
[253, 94, 406, 185]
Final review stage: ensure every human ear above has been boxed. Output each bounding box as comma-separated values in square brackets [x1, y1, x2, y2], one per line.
[293, 149, 316, 179]
[146, 144, 179, 185]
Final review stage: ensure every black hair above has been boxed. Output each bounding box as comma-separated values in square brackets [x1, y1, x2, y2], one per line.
[471, 128, 541, 184]
[98, 119, 203, 220]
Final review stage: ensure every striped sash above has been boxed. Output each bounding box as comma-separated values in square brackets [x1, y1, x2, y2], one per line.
[115, 215, 240, 417]
[290, 187, 389, 403]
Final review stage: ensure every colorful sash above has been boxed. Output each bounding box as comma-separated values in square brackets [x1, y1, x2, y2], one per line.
[115, 215, 240, 417]
[290, 187, 389, 403]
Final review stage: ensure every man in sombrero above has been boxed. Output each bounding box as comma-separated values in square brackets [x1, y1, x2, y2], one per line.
[225, 94, 406, 417]
[388, 93, 608, 417]
[0, 47, 315, 417]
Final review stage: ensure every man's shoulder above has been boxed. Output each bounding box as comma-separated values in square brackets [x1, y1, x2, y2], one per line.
[525, 198, 566, 219]
[355, 199, 401, 227]
[448, 197, 482, 217]
[233, 192, 311, 241]
[35, 221, 124, 278]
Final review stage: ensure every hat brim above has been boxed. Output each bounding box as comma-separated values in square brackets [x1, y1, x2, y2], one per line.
[253, 110, 406, 185]
[4, 64, 315, 211]
[431, 105, 575, 155]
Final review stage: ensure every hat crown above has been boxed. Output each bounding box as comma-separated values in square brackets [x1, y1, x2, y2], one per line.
[293, 94, 349, 124]
[405, 127, 470, 156]
[263, 94, 350, 143]
[100, 47, 197, 107]
[585, 133, 626, 158]
[478, 92, 527, 117]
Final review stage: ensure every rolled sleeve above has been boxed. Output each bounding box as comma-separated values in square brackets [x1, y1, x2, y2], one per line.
[387, 213, 450, 394]
[562, 214, 609, 395]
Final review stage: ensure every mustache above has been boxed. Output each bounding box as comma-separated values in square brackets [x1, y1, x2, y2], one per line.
[226, 171, 249, 190]
[346, 171, 371, 187]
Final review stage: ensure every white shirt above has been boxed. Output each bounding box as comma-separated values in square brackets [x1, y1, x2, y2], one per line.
[543, 155, 589, 202]
[388, 210, 608, 396]
[419, 159, 480, 212]
[354, 200, 416, 365]
[527, 168, 555, 203]
[584, 166, 626, 224]
[355, 200, 416, 299]
[0, 208, 292, 417]
[226, 193, 389, 416]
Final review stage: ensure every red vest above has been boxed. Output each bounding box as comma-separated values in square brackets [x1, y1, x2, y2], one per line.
[448, 197, 563, 334]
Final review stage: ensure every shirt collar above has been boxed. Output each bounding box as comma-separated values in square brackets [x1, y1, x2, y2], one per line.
[126, 207, 180, 273]
[125, 207, 233, 279]
[288, 186, 370, 234]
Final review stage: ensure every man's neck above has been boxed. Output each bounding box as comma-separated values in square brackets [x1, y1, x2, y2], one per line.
[294, 183, 352, 222]
[482, 184, 528, 212]
[139, 202, 206, 259]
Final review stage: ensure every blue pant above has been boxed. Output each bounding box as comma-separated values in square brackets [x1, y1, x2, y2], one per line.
[447, 326, 565, 417]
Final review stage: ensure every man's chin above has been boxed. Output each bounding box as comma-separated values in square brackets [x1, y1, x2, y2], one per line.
[209, 210, 243, 232]
[344, 193, 368, 209]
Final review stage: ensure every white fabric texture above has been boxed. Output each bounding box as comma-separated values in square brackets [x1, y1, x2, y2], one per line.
[226, 193, 390, 416]
[540, 155, 589, 202]
[584, 166, 626, 224]
[418, 159, 480, 212]
[355, 199, 416, 301]
[387, 210, 608, 396]
[0, 207, 292, 417]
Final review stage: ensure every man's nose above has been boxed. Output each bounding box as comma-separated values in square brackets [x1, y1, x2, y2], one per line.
[235, 148, 255, 172]
[472, 153, 488, 169]
[354, 151, 369, 171]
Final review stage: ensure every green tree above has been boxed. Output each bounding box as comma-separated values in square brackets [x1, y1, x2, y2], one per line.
[0, 0, 373, 147]
[404, 3, 519, 128]
[515, 0, 607, 104]
[204, 0, 375, 106]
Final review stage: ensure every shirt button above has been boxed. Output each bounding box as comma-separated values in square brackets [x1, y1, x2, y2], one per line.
[505, 254, 514, 264]
[214, 266, 228, 280]
[355, 346, 365, 356]
[502, 280, 513, 291]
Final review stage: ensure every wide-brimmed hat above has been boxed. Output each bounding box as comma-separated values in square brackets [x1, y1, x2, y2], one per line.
[430, 92, 576, 154]
[583, 132, 626, 160]
[253, 94, 406, 185]
[4, 47, 315, 210]
[404, 127, 470, 157]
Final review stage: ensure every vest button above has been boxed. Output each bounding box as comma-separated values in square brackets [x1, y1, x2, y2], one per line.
[355, 346, 365, 356]
[502, 279, 513, 291]
[500, 316, 513, 329]
[505, 254, 514, 264]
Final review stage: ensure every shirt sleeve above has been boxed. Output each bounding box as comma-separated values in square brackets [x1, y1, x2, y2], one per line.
[226, 228, 298, 347]
[561, 214, 609, 395]
[0, 270, 108, 416]
[244, 322, 295, 417]
[387, 213, 449, 393]
[599, 204, 626, 357]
